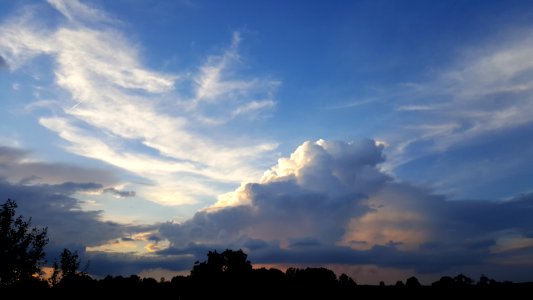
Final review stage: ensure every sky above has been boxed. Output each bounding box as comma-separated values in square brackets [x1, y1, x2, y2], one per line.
[1, 0, 533, 284]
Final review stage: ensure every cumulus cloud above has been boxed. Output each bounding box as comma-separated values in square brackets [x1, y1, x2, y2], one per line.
[0, 1, 278, 206]
[153, 139, 533, 280]
[160, 140, 387, 247]
[158, 139, 430, 255]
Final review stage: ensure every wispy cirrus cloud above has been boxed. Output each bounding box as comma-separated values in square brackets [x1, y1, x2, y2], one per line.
[188, 31, 279, 124]
[47, 0, 116, 24]
[380, 30, 533, 183]
[0, 0, 279, 205]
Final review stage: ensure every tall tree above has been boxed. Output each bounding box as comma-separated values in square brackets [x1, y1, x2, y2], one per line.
[0, 199, 48, 286]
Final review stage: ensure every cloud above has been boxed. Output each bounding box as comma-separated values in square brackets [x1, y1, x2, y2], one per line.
[0, 1, 279, 206]
[47, 0, 116, 24]
[2, 139, 530, 280]
[231, 100, 276, 118]
[188, 32, 279, 124]
[85, 251, 193, 277]
[0, 168, 172, 276]
[0, 145, 165, 276]
[152, 139, 533, 280]
[386, 30, 533, 170]
[158, 139, 389, 247]
[158, 139, 395, 249]
[0, 55, 7, 69]
[0, 179, 143, 249]
[0, 146, 118, 186]
[103, 187, 136, 198]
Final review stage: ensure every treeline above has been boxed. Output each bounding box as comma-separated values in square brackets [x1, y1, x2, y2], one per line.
[1, 199, 532, 296]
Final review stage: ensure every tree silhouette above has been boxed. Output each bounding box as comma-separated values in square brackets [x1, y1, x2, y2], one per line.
[59, 248, 81, 278]
[454, 273, 473, 286]
[190, 249, 252, 279]
[0, 199, 48, 286]
[406, 276, 421, 287]
[339, 273, 357, 287]
[50, 248, 81, 285]
[51, 248, 95, 288]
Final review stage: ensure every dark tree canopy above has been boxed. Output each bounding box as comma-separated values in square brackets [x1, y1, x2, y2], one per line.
[0, 199, 48, 286]
[190, 249, 252, 278]
[50, 248, 86, 287]
[59, 248, 81, 278]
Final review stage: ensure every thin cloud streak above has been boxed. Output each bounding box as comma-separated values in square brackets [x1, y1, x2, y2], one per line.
[381, 30, 533, 175]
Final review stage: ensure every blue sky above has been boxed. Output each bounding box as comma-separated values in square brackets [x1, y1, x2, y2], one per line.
[1, 0, 533, 283]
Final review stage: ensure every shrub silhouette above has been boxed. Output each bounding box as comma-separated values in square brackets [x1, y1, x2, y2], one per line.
[406, 276, 421, 287]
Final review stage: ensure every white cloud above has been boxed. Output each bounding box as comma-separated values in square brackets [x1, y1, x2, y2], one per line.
[187, 31, 279, 124]
[396, 105, 435, 111]
[383, 30, 533, 173]
[169, 139, 400, 248]
[0, 8, 54, 69]
[47, 0, 116, 24]
[259, 139, 389, 195]
[193, 32, 244, 102]
[232, 100, 276, 118]
[0, 1, 279, 206]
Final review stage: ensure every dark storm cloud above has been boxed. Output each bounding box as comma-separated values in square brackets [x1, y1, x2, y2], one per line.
[156, 239, 484, 274]
[86, 252, 194, 277]
[444, 194, 533, 233]
[0, 180, 144, 248]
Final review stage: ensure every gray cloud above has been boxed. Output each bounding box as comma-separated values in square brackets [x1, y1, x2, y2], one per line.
[0, 180, 144, 247]
[0, 146, 119, 186]
[0, 178, 158, 278]
[0, 55, 7, 69]
[86, 251, 194, 277]
[103, 187, 136, 198]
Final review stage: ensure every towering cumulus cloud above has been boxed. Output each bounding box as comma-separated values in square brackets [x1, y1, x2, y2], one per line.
[160, 139, 437, 252]
[161, 139, 389, 246]
[158, 139, 533, 279]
